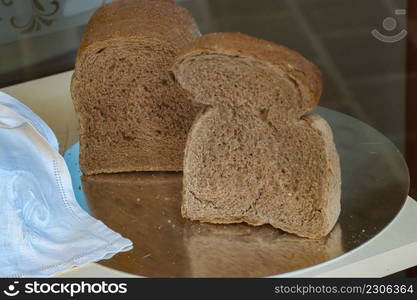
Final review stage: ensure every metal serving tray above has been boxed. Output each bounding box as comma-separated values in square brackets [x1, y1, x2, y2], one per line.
[64, 107, 409, 277]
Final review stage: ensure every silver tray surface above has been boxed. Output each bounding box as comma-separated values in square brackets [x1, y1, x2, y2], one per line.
[64, 107, 409, 277]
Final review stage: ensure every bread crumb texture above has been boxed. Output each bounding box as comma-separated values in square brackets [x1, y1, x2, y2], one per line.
[173, 33, 341, 239]
[71, 0, 201, 175]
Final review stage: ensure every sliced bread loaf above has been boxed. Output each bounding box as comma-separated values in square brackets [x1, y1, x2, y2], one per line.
[172, 33, 341, 239]
[71, 0, 201, 175]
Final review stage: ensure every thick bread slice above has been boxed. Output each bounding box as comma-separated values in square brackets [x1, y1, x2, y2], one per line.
[71, 0, 201, 175]
[172, 33, 341, 239]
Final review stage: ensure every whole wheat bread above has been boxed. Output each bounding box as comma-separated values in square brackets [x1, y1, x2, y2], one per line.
[172, 33, 341, 239]
[71, 0, 201, 175]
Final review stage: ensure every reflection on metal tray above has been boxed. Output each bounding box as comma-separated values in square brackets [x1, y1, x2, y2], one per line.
[64, 107, 409, 277]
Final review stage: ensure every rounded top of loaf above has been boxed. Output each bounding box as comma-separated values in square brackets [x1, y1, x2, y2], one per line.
[78, 0, 201, 55]
[173, 32, 323, 104]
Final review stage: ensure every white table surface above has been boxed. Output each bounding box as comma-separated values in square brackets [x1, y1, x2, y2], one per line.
[2, 71, 417, 278]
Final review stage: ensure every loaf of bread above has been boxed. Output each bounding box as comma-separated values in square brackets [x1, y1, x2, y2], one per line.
[172, 33, 341, 239]
[71, 0, 201, 175]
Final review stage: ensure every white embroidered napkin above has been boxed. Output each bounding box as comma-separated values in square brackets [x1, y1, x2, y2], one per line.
[0, 92, 132, 277]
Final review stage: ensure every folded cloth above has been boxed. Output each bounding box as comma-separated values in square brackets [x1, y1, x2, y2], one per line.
[0, 92, 132, 277]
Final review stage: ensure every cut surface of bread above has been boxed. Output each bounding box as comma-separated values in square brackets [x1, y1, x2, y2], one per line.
[172, 33, 341, 239]
[71, 0, 201, 175]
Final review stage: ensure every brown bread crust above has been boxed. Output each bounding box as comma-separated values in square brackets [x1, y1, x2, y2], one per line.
[77, 0, 200, 58]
